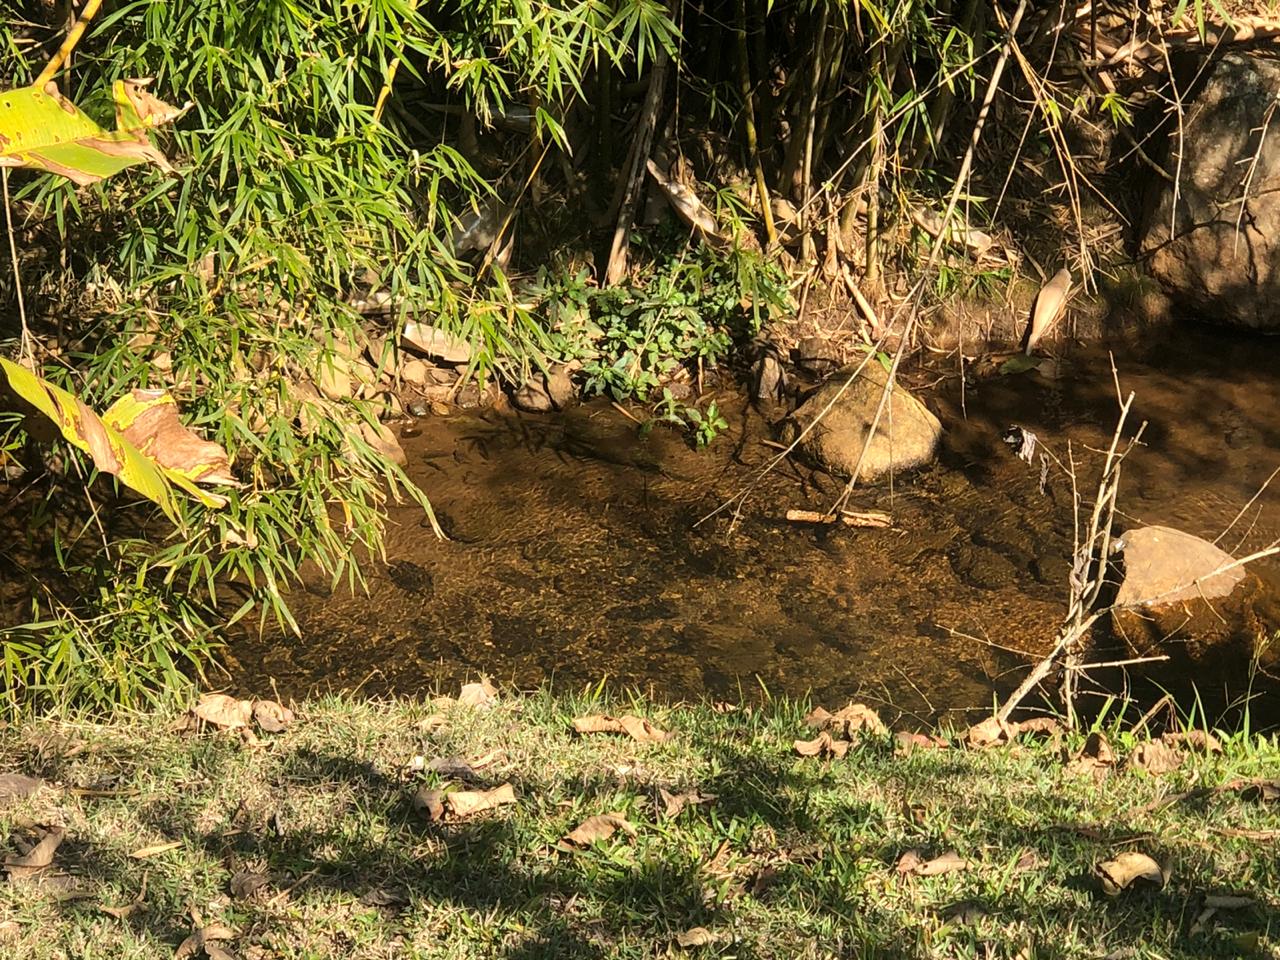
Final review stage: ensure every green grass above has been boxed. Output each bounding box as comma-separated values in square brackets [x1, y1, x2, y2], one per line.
[0, 690, 1276, 958]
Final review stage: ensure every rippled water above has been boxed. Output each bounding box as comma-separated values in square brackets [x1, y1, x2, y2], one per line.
[225, 326, 1280, 723]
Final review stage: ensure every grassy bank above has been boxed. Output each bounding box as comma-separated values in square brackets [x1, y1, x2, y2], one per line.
[0, 689, 1277, 959]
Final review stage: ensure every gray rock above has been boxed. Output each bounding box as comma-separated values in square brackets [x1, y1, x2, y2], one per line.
[780, 361, 942, 482]
[753, 355, 785, 402]
[1139, 53, 1280, 329]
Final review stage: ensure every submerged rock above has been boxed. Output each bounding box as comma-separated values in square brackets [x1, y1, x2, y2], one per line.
[779, 361, 942, 482]
[1112, 525, 1277, 671]
[1139, 53, 1280, 330]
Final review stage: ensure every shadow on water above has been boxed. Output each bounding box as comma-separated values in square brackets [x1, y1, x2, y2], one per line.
[222, 324, 1280, 725]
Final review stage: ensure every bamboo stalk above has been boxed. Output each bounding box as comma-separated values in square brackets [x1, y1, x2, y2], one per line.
[36, 0, 104, 87]
[736, 0, 777, 247]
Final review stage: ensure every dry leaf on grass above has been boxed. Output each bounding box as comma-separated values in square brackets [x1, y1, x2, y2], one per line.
[806, 703, 887, 739]
[1129, 740, 1183, 775]
[251, 700, 293, 733]
[0, 919, 18, 940]
[965, 716, 1014, 747]
[100, 873, 148, 920]
[572, 714, 670, 742]
[675, 926, 723, 947]
[895, 849, 967, 877]
[658, 787, 716, 818]
[230, 868, 270, 901]
[894, 731, 949, 755]
[193, 694, 253, 729]
[0, 773, 46, 800]
[1014, 849, 1041, 872]
[1065, 731, 1116, 782]
[413, 783, 516, 822]
[558, 813, 637, 851]
[457, 679, 499, 710]
[174, 923, 237, 960]
[130, 840, 182, 859]
[1015, 717, 1065, 739]
[1162, 730, 1222, 753]
[1229, 778, 1279, 803]
[914, 850, 969, 876]
[5, 825, 64, 879]
[1096, 851, 1168, 896]
[793, 732, 849, 759]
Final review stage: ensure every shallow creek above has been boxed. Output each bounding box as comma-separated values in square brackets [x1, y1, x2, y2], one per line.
[226, 326, 1280, 723]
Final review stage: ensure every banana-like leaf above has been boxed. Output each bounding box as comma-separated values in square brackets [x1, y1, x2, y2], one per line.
[0, 359, 232, 519]
[0, 80, 186, 185]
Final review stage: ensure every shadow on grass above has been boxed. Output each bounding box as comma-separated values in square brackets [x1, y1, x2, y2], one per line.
[7, 706, 1279, 959]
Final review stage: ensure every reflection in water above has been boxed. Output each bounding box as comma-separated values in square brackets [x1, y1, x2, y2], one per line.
[226, 327, 1280, 724]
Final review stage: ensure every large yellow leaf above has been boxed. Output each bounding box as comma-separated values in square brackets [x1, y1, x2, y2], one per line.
[0, 359, 232, 519]
[0, 80, 186, 186]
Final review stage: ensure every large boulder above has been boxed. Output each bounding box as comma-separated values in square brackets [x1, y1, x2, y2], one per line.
[780, 362, 942, 482]
[1139, 53, 1280, 330]
[1111, 525, 1278, 671]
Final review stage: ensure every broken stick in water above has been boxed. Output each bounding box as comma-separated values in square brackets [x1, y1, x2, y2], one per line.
[785, 509, 892, 528]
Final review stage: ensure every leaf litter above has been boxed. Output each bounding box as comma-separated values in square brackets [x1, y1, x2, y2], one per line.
[413, 783, 516, 822]
[1095, 851, 1169, 896]
[558, 812, 637, 851]
[572, 714, 670, 742]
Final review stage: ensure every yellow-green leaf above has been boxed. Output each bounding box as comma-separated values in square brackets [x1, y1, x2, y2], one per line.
[0, 80, 185, 186]
[0, 358, 231, 519]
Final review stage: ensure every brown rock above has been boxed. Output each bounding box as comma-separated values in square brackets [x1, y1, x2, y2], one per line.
[512, 364, 577, 412]
[1112, 525, 1277, 672]
[780, 361, 942, 482]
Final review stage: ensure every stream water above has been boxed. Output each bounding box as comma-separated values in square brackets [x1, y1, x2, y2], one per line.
[225, 325, 1280, 724]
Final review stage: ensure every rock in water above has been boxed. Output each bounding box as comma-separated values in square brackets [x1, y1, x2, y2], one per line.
[779, 361, 942, 482]
[1139, 53, 1280, 330]
[1112, 525, 1277, 672]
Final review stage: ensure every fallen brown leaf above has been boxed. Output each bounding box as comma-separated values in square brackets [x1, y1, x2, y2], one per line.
[457, 679, 498, 710]
[894, 731, 949, 755]
[414, 783, 517, 821]
[675, 926, 722, 947]
[658, 787, 716, 819]
[0, 773, 46, 801]
[558, 813, 636, 850]
[251, 700, 294, 733]
[1015, 717, 1065, 739]
[915, 850, 969, 876]
[1096, 851, 1168, 895]
[174, 923, 237, 960]
[1162, 730, 1222, 753]
[130, 840, 182, 859]
[1129, 739, 1182, 775]
[572, 714, 670, 742]
[5, 825, 64, 879]
[230, 867, 270, 901]
[793, 731, 849, 759]
[966, 716, 1014, 748]
[99, 873, 148, 920]
[806, 703, 887, 739]
[193, 694, 253, 730]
